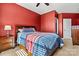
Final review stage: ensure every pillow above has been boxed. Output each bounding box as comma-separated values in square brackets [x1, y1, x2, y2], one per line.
[22, 28, 35, 32]
[18, 29, 23, 32]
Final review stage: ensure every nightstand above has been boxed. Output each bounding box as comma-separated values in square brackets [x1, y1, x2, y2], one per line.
[0, 36, 15, 52]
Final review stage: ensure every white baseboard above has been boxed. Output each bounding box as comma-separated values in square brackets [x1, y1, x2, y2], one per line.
[62, 37, 72, 40]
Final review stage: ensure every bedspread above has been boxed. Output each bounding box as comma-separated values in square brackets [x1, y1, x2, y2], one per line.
[17, 32, 64, 56]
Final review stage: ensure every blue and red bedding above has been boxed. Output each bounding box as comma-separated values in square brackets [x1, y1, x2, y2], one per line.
[17, 31, 64, 56]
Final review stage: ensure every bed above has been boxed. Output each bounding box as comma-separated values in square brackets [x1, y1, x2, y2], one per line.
[15, 26, 64, 56]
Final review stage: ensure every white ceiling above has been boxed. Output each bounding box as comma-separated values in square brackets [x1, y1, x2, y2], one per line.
[17, 3, 79, 15]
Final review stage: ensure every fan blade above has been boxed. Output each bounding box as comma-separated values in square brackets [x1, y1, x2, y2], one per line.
[36, 3, 40, 7]
[44, 3, 49, 6]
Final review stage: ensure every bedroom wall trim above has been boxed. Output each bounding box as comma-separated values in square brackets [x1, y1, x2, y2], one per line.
[58, 14, 63, 38]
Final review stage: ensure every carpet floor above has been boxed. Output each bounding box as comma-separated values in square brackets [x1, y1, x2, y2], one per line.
[0, 39, 79, 56]
[54, 39, 79, 56]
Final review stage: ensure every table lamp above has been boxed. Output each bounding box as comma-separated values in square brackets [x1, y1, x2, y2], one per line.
[4, 25, 12, 37]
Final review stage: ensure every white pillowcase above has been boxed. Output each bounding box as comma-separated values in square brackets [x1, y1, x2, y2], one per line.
[18, 29, 23, 32]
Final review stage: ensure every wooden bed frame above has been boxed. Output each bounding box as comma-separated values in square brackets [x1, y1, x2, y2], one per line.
[15, 26, 36, 33]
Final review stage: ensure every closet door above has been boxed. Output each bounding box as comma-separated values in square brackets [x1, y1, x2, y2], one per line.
[63, 19, 72, 39]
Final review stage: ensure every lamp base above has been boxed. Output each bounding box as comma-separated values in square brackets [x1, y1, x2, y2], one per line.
[6, 34, 10, 38]
[6, 31, 10, 38]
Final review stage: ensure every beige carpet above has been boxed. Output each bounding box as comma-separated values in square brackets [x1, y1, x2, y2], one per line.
[54, 39, 79, 56]
[0, 47, 19, 56]
[0, 39, 79, 56]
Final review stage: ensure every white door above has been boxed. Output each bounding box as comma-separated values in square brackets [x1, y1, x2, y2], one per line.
[63, 19, 72, 39]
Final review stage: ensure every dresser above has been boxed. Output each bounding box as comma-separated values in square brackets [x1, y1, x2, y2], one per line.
[72, 29, 79, 45]
[0, 36, 15, 52]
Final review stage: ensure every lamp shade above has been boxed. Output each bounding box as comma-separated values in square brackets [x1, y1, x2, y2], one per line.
[4, 25, 12, 30]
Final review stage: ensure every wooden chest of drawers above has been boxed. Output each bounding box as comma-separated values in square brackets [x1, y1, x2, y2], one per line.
[72, 29, 79, 45]
[0, 36, 15, 52]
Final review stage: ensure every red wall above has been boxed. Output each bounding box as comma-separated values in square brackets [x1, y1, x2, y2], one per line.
[62, 13, 79, 25]
[41, 11, 57, 33]
[1, 3, 79, 38]
[72, 18, 79, 25]
[0, 3, 40, 36]
[58, 13, 79, 37]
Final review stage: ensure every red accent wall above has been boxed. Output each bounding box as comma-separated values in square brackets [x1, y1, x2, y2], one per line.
[58, 13, 79, 37]
[1, 3, 79, 38]
[41, 11, 57, 33]
[72, 18, 79, 25]
[62, 13, 79, 25]
[0, 3, 40, 36]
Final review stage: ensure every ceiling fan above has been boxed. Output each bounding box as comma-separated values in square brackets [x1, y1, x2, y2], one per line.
[36, 3, 49, 7]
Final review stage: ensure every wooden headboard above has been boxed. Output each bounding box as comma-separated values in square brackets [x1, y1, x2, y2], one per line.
[16, 26, 36, 30]
[15, 25, 36, 35]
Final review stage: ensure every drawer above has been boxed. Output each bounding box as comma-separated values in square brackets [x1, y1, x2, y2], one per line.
[0, 39, 12, 44]
[0, 43, 12, 52]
